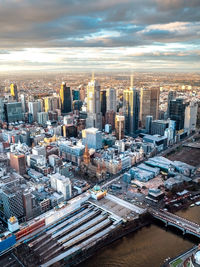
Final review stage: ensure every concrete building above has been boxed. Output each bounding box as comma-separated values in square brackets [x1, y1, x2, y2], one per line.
[1, 185, 24, 219]
[140, 87, 160, 126]
[106, 88, 116, 112]
[10, 153, 26, 175]
[28, 101, 42, 122]
[82, 128, 102, 149]
[151, 120, 169, 136]
[4, 102, 23, 123]
[115, 115, 125, 140]
[37, 112, 48, 126]
[184, 102, 198, 132]
[50, 173, 72, 200]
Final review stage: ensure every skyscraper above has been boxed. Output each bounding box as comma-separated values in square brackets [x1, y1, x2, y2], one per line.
[86, 76, 102, 130]
[184, 102, 198, 132]
[115, 115, 125, 140]
[10, 83, 18, 101]
[107, 88, 116, 112]
[140, 87, 160, 126]
[167, 90, 177, 119]
[100, 90, 107, 116]
[123, 76, 140, 136]
[60, 82, 72, 114]
[169, 98, 186, 131]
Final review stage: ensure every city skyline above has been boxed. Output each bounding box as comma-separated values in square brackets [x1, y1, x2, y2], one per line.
[0, 0, 199, 72]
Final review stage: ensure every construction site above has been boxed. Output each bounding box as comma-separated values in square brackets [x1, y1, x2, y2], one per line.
[0, 192, 148, 267]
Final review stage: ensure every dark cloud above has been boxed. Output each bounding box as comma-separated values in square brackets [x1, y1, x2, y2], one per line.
[0, 0, 199, 48]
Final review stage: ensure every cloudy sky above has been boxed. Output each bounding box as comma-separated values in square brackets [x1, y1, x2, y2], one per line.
[0, 0, 200, 72]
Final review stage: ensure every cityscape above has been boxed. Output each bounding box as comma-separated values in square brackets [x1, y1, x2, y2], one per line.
[0, 1, 200, 267]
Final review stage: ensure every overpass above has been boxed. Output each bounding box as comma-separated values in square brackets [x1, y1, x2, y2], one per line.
[149, 208, 200, 239]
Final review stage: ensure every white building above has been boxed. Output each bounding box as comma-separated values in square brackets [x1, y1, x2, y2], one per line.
[50, 173, 72, 200]
[184, 102, 198, 132]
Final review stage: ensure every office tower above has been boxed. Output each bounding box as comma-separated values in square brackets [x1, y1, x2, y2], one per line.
[1, 185, 24, 219]
[73, 100, 83, 111]
[0, 98, 5, 121]
[100, 90, 107, 116]
[167, 90, 177, 118]
[50, 173, 72, 200]
[4, 102, 23, 123]
[28, 101, 41, 122]
[72, 90, 80, 101]
[123, 76, 140, 136]
[10, 83, 18, 101]
[37, 112, 48, 125]
[184, 102, 198, 132]
[169, 98, 186, 131]
[82, 128, 102, 149]
[105, 110, 116, 130]
[145, 115, 153, 134]
[151, 120, 169, 136]
[60, 82, 72, 114]
[115, 115, 125, 140]
[44, 96, 60, 112]
[140, 87, 160, 126]
[20, 94, 26, 112]
[107, 88, 116, 112]
[79, 85, 86, 102]
[86, 77, 102, 130]
[10, 153, 26, 175]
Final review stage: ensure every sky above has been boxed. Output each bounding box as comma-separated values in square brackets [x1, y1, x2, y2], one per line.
[0, 0, 199, 72]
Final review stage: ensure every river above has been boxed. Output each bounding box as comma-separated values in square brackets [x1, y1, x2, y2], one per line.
[80, 206, 199, 267]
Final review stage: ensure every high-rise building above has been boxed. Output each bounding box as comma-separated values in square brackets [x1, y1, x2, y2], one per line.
[79, 85, 86, 102]
[44, 96, 60, 112]
[145, 115, 153, 134]
[100, 90, 107, 116]
[140, 87, 160, 126]
[37, 112, 48, 125]
[82, 128, 102, 149]
[10, 83, 18, 101]
[167, 90, 177, 119]
[123, 76, 140, 136]
[86, 77, 102, 130]
[107, 88, 116, 112]
[184, 102, 198, 132]
[169, 98, 186, 131]
[4, 102, 23, 123]
[60, 82, 72, 114]
[20, 94, 26, 113]
[1, 185, 24, 219]
[28, 101, 42, 122]
[151, 120, 169, 136]
[72, 90, 80, 101]
[115, 115, 125, 140]
[10, 153, 26, 175]
[105, 110, 116, 130]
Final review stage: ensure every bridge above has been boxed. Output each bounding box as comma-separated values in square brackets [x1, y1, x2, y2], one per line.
[149, 208, 200, 239]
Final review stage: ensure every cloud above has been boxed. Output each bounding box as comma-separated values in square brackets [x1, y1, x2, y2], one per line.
[0, 0, 199, 70]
